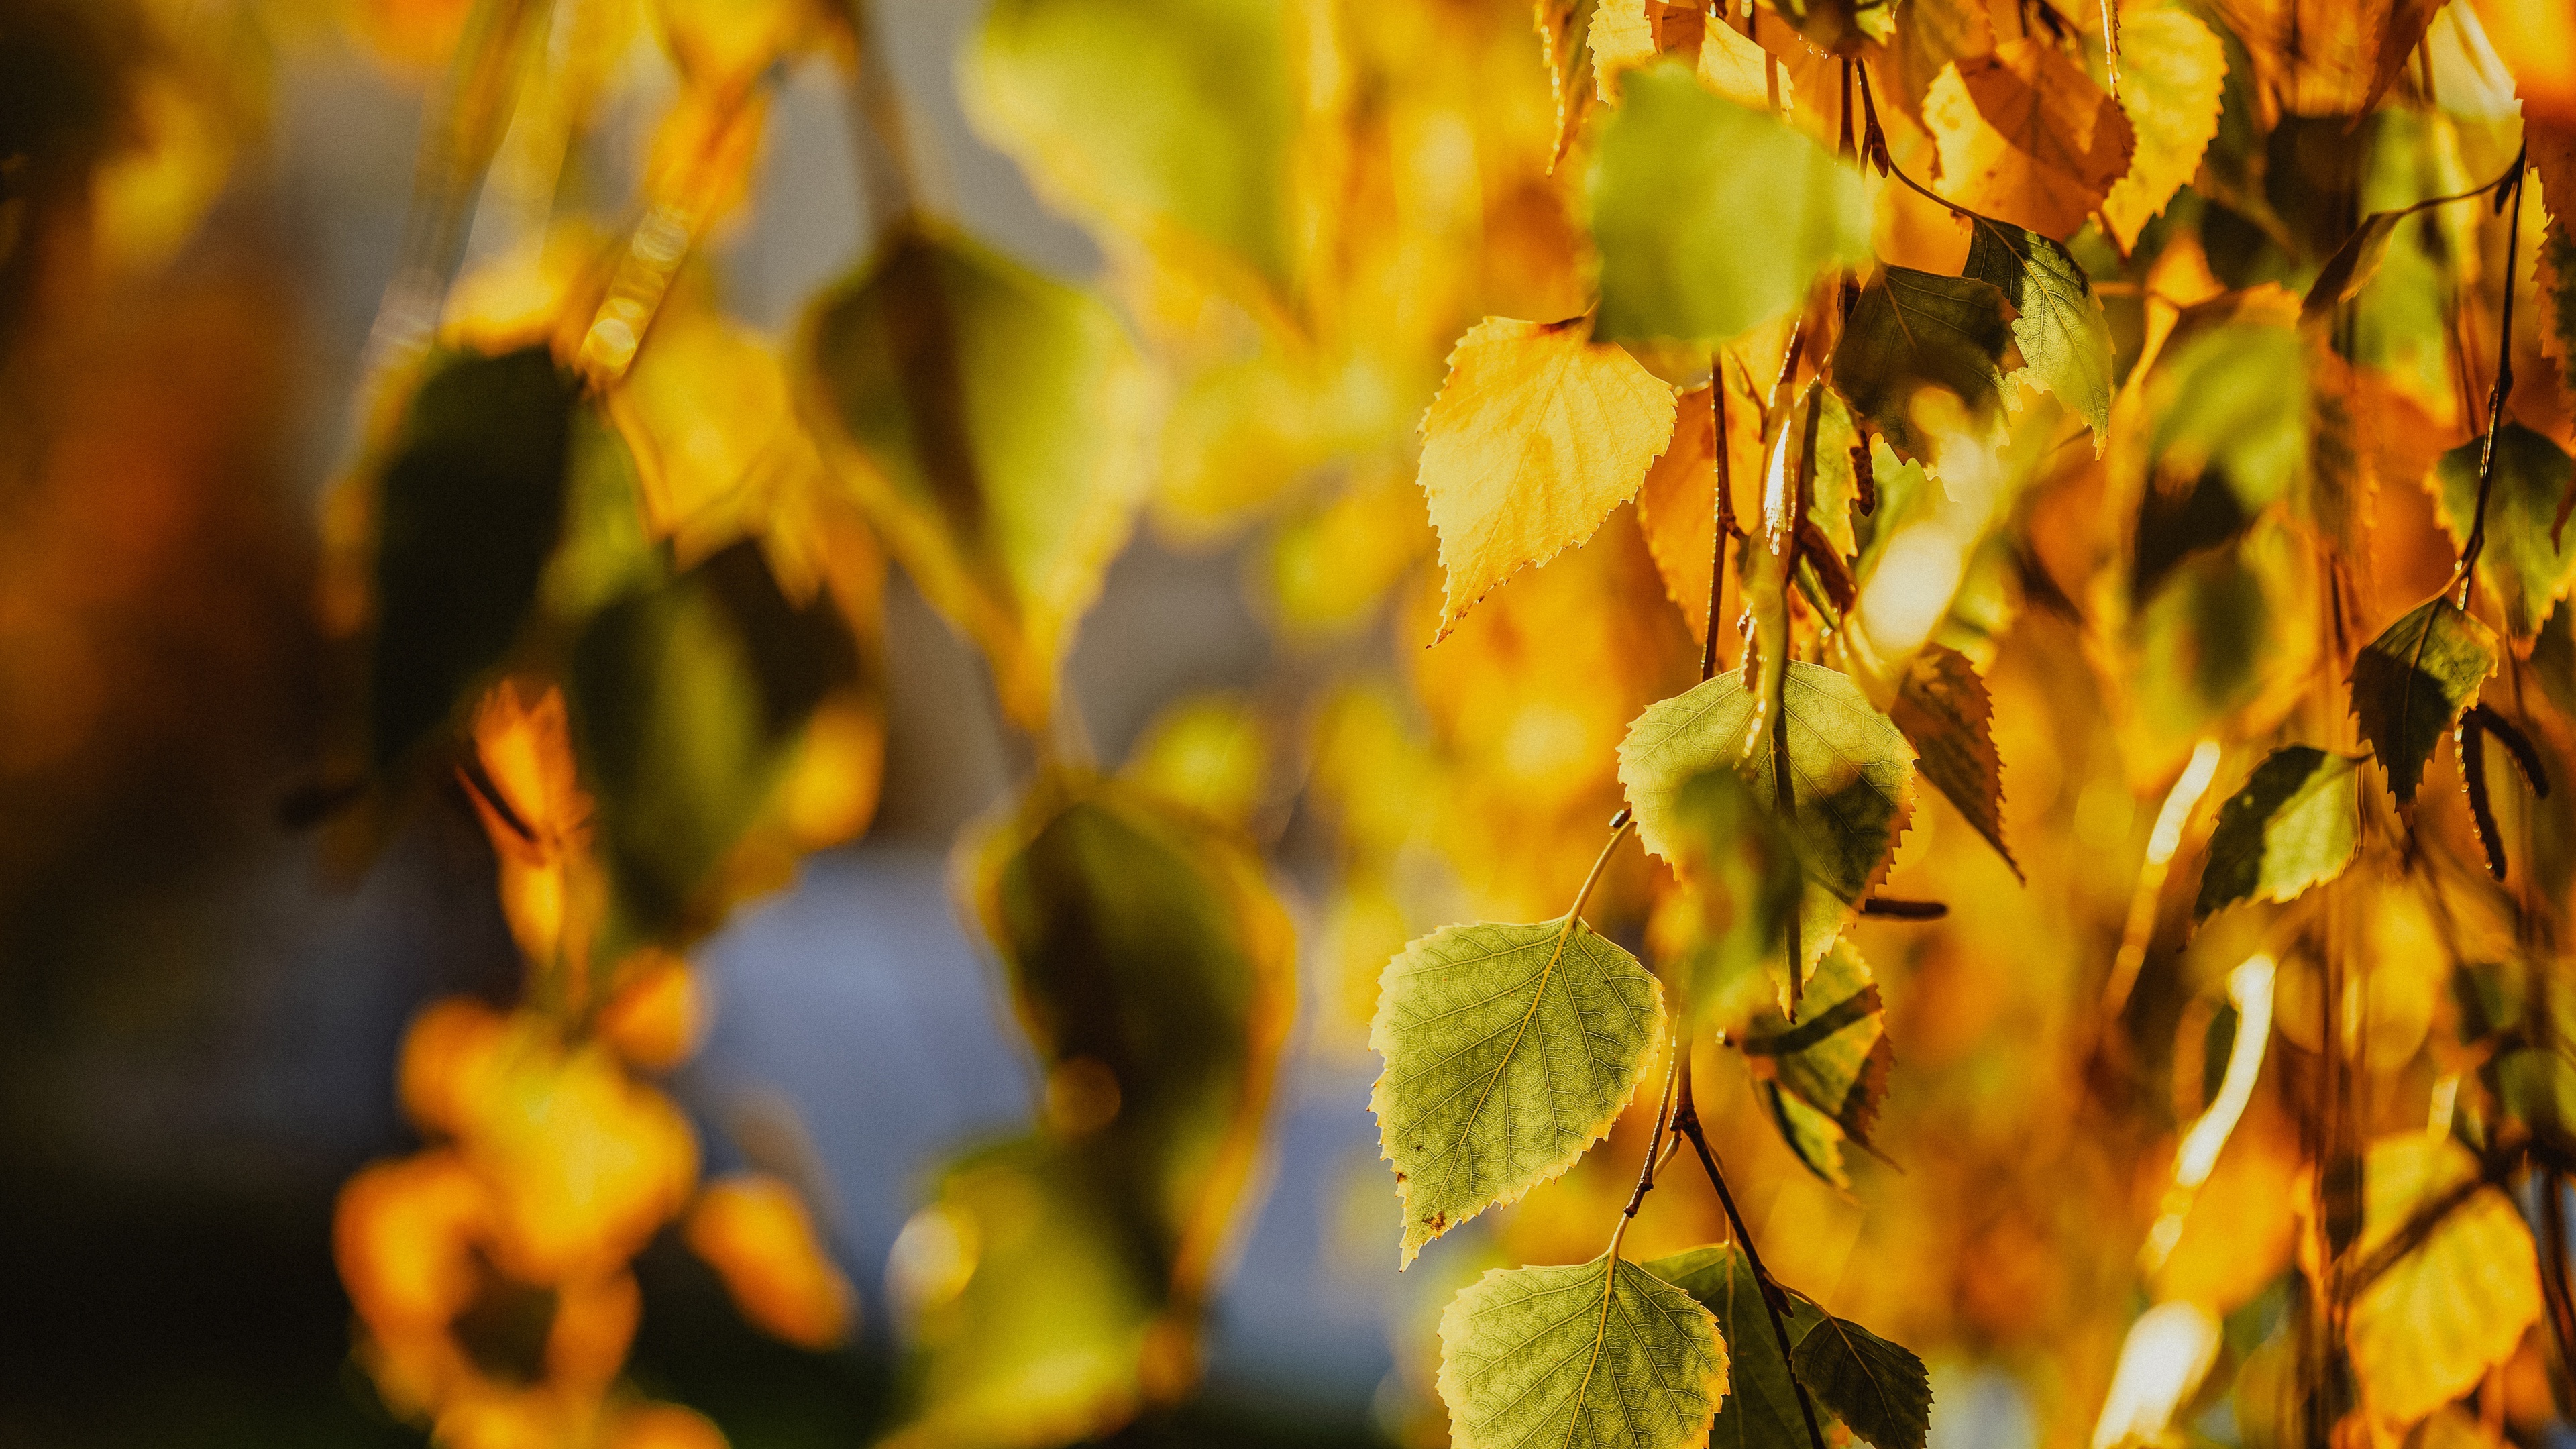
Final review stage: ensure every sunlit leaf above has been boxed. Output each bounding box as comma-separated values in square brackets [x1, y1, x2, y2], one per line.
[798, 223, 1150, 732]
[2194, 746, 2363, 918]
[2099, 9, 2228, 250]
[2343, 1135, 2540, 1426]
[1742, 941, 1891, 1148]
[2432, 423, 2576, 647]
[1436, 1255, 1727, 1449]
[1648, 1244, 1822, 1449]
[1962, 214, 2113, 442]
[1621, 663, 1917, 971]
[1889, 643, 2017, 877]
[1831, 266, 2013, 464]
[1923, 40, 2136, 241]
[1765, 1081, 1854, 1188]
[1792, 1310, 1933, 1449]
[969, 0, 1293, 299]
[368, 345, 576, 769]
[2351, 596, 2496, 803]
[1370, 919, 1664, 1265]
[1698, 16, 1793, 113]
[1417, 316, 1678, 637]
[2302, 211, 2408, 317]
[2141, 316, 2308, 510]
[1591, 61, 1870, 346]
[685, 1173, 854, 1351]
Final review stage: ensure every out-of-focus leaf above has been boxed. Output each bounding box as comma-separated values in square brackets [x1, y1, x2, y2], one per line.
[1591, 61, 1870, 347]
[898, 775, 1296, 1446]
[1370, 919, 1664, 1265]
[2123, 515, 2321, 771]
[1962, 215, 2112, 442]
[1658, 765, 1804, 1024]
[1923, 40, 2136, 241]
[685, 1173, 854, 1351]
[1698, 15, 1793, 112]
[1769, 0, 1893, 54]
[1831, 266, 2013, 464]
[1621, 662, 1917, 973]
[2142, 317, 2308, 508]
[1120, 692, 1269, 831]
[798, 224, 1148, 732]
[652, 0, 818, 92]
[2194, 746, 2363, 918]
[1743, 940, 1890, 1150]
[1792, 1311, 1933, 1449]
[1436, 1255, 1726, 1449]
[2432, 423, 2576, 646]
[2359, 0, 2442, 112]
[572, 542, 858, 946]
[1417, 316, 1677, 637]
[2302, 211, 2407, 317]
[2351, 596, 2496, 803]
[2100, 8, 2228, 250]
[2343, 1136, 2540, 1425]
[1890, 643, 2017, 877]
[969, 0, 1293, 300]
[368, 345, 576, 770]
[1648, 1244, 1823, 1449]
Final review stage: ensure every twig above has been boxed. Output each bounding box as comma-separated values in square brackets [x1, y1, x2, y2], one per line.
[1672, 1059, 1831, 1449]
[2456, 146, 2530, 612]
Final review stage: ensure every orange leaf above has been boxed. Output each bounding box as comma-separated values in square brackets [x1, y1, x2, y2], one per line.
[2099, 9, 2227, 251]
[1418, 317, 1678, 639]
[687, 1173, 857, 1350]
[1925, 39, 2137, 241]
[1634, 370, 1764, 645]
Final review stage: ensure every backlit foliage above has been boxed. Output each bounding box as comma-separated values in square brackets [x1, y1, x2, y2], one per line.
[15, 0, 2576, 1444]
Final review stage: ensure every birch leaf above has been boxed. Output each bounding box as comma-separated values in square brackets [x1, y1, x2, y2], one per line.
[2351, 597, 2496, 802]
[1924, 40, 2137, 241]
[1437, 1255, 1727, 1449]
[1418, 316, 1678, 638]
[2345, 1136, 2541, 1426]
[1890, 643, 2017, 877]
[1648, 1245, 1821, 1449]
[1621, 663, 1917, 970]
[1370, 920, 1664, 1265]
[2194, 746, 2363, 918]
[1793, 1311, 1935, 1449]
[2432, 423, 2576, 647]
[1741, 940, 1892, 1146]
[1830, 266, 2013, 465]
[1962, 213, 2114, 442]
[2100, 9, 2228, 250]
[1592, 62, 1871, 346]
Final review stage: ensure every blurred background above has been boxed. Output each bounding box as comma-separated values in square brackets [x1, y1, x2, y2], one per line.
[0, 3, 1413, 1442]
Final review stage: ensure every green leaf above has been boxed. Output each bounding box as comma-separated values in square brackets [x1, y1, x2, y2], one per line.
[1371, 920, 1664, 1265]
[1437, 1255, 1727, 1449]
[2434, 423, 2576, 645]
[799, 223, 1150, 732]
[1647, 1244, 1823, 1449]
[2351, 596, 2496, 803]
[1766, 1081, 1854, 1188]
[1590, 62, 1871, 347]
[1656, 765, 1805, 1027]
[1792, 1311, 1934, 1449]
[2143, 320, 2308, 509]
[898, 776, 1299, 1446]
[1830, 266, 2013, 464]
[968, 0, 1293, 297]
[2194, 746, 2365, 919]
[1620, 662, 1917, 972]
[2302, 211, 2407, 317]
[1888, 643, 2017, 879]
[1962, 214, 2114, 442]
[1742, 941, 1891, 1148]
[369, 345, 576, 769]
[572, 542, 858, 944]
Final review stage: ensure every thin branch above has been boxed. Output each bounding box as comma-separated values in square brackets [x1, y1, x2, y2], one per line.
[2456, 147, 2530, 612]
[1673, 1059, 1831, 1449]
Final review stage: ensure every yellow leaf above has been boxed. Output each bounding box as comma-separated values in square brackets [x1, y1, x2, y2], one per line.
[1698, 15, 1794, 113]
[2341, 1136, 2541, 1428]
[1418, 317, 1678, 638]
[1633, 370, 1763, 645]
[687, 1173, 857, 1350]
[653, 0, 821, 93]
[595, 950, 704, 1072]
[1925, 39, 2137, 241]
[1591, 0, 1659, 99]
[2099, 9, 2227, 251]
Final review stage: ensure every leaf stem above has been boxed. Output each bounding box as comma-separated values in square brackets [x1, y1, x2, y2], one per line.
[1609, 1023, 1684, 1260]
[2456, 147, 2529, 612]
[839, 0, 922, 232]
[1673, 1059, 1832, 1449]
[1565, 816, 1638, 932]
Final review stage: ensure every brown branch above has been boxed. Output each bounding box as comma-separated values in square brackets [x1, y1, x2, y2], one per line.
[2457, 146, 2530, 612]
